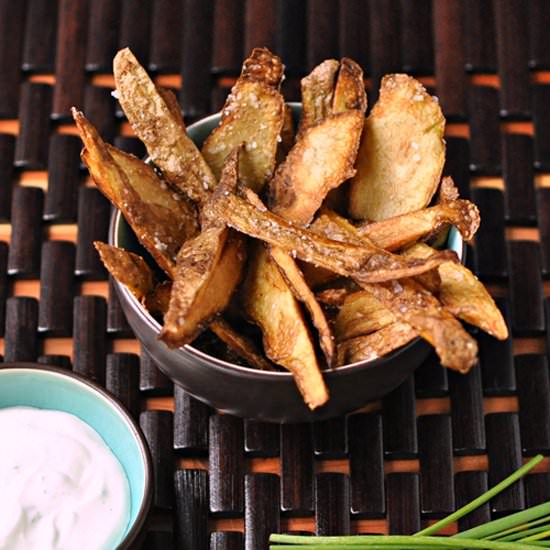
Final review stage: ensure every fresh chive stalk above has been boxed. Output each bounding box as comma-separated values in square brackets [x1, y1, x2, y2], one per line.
[485, 514, 550, 541]
[269, 534, 543, 548]
[523, 529, 550, 543]
[453, 502, 550, 540]
[416, 454, 544, 537]
[269, 454, 548, 549]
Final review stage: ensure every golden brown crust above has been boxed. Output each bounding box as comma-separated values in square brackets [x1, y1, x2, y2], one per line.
[334, 291, 395, 342]
[145, 280, 172, 316]
[94, 242, 154, 301]
[159, 151, 247, 348]
[209, 318, 274, 371]
[332, 58, 368, 115]
[73, 109, 198, 277]
[299, 59, 339, 133]
[160, 229, 246, 347]
[241, 47, 285, 87]
[113, 48, 216, 205]
[269, 111, 364, 225]
[349, 74, 446, 221]
[356, 199, 480, 251]
[210, 190, 458, 282]
[403, 243, 509, 340]
[357, 279, 478, 373]
[202, 48, 285, 193]
[336, 322, 418, 366]
[270, 246, 335, 366]
[242, 244, 329, 409]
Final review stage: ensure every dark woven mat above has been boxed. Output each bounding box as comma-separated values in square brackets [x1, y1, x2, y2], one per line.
[1, 1, 550, 548]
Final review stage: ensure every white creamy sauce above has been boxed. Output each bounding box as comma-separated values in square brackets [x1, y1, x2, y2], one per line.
[0, 407, 131, 550]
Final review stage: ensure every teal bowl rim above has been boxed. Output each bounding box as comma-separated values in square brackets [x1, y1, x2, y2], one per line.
[109, 106, 465, 377]
[0, 363, 153, 549]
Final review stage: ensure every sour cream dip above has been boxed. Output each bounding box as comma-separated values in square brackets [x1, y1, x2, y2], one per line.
[0, 407, 131, 550]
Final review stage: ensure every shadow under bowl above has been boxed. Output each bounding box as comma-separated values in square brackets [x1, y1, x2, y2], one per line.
[0, 364, 153, 549]
[109, 106, 463, 423]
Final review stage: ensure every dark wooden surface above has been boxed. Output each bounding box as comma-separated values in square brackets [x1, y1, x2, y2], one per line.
[0, 1, 549, 548]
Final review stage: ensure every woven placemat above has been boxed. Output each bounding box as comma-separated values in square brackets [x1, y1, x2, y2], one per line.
[1, 1, 550, 548]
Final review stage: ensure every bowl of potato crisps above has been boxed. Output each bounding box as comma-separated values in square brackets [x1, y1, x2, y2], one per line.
[73, 48, 508, 422]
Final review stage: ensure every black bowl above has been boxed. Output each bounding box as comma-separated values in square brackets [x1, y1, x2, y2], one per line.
[109, 106, 463, 422]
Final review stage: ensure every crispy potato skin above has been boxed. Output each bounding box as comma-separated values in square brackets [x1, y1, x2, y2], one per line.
[349, 74, 446, 221]
[358, 279, 478, 373]
[276, 104, 295, 164]
[334, 291, 395, 342]
[336, 322, 417, 366]
[332, 58, 368, 115]
[94, 242, 154, 301]
[74, 109, 198, 277]
[270, 246, 335, 366]
[403, 243, 509, 340]
[356, 199, 480, 251]
[212, 190, 457, 282]
[269, 111, 364, 226]
[299, 59, 339, 133]
[160, 150, 247, 348]
[243, 245, 329, 409]
[113, 48, 216, 205]
[240, 56, 368, 404]
[160, 229, 246, 347]
[145, 280, 172, 316]
[202, 48, 285, 193]
[210, 318, 274, 371]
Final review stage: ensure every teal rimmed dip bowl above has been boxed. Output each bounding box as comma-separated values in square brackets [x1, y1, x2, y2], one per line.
[0, 364, 153, 549]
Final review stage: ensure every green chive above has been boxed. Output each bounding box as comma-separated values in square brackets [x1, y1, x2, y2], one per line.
[485, 514, 550, 541]
[415, 455, 544, 537]
[454, 502, 550, 540]
[269, 534, 543, 548]
[522, 528, 550, 542]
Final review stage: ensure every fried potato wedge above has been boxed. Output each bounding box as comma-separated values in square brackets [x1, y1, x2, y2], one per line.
[160, 229, 246, 347]
[145, 280, 172, 317]
[334, 291, 395, 342]
[94, 242, 154, 301]
[73, 109, 198, 277]
[212, 188, 458, 282]
[316, 286, 355, 307]
[270, 246, 335, 366]
[336, 322, 418, 366]
[276, 104, 295, 163]
[299, 59, 339, 133]
[269, 110, 364, 225]
[141, 279, 272, 370]
[160, 150, 247, 347]
[301, 262, 340, 289]
[349, 74, 445, 221]
[438, 176, 460, 203]
[403, 243, 508, 340]
[210, 318, 274, 371]
[113, 48, 216, 204]
[358, 279, 478, 373]
[332, 58, 368, 115]
[269, 58, 366, 225]
[202, 48, 285, 192]
[243, 244, 329, 409]
[299, 58, 366, 133]
[356, 198, 480, 251]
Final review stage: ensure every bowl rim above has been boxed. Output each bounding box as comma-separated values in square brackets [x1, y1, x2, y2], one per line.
[0, 362, 153, 549]
[109, 103, 465, 379]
